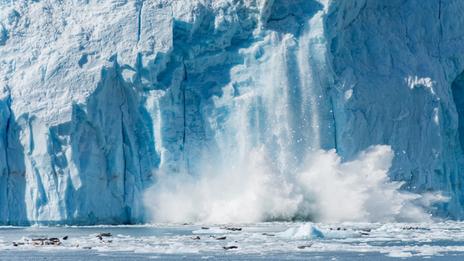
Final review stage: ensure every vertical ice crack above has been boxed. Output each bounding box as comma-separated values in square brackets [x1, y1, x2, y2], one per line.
[438, 0, 443, 57]
[438, 0, 442, 20]
[136, 0, 144, 43]
[4, 96, 11, 175]
[182, 62, 187, 148]
[114, 60, 129, 205]
[118, 92, 130, 215]
[3, 94, 12, 220]
[329, 95, 338, 151]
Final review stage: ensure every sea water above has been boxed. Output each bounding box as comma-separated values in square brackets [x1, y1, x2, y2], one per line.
[1, 222, 464, 260]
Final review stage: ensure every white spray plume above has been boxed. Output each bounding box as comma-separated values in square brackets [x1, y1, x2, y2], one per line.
[143, 145, 446, 224]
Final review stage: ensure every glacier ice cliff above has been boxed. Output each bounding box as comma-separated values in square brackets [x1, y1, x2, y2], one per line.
[1, 0, 464, 224]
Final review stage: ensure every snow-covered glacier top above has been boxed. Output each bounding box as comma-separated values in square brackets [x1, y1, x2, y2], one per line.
[1, 0, 464, 225]
[1, 0, 173, 123]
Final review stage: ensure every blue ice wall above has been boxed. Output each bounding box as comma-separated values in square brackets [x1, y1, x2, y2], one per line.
[325, 0, 464, 217]
[1, 0, 464, 224]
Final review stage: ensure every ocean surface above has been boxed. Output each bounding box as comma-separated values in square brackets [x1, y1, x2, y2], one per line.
[1, 222, 464, 260]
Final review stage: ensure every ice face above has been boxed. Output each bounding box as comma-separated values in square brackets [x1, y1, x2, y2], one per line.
[1, 0, 464, 224]
[325, 0, 464, 218]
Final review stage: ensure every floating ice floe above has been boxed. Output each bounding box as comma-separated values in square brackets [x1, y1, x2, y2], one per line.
[277, 223, 324, 240]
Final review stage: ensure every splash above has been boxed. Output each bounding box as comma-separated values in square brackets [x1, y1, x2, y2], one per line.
[144, 145, 445, 224]
[143, 147, 300, 224]
[294, 145, 445, 222]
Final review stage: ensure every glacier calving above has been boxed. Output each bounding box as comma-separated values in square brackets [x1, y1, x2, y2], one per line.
[1, 0, 464, 224]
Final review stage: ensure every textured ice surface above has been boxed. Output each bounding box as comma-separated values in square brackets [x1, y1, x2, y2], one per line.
[1, 0, 464, 224]
[2, 222, 464, 259]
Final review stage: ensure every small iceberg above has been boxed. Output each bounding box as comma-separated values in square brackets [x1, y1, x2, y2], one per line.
[278, 223, 324, 240]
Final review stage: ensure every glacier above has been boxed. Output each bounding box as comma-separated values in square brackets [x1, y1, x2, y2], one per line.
[1, 0, 464, 224]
